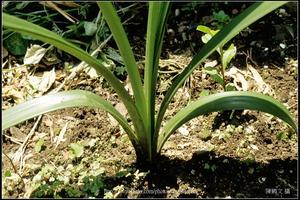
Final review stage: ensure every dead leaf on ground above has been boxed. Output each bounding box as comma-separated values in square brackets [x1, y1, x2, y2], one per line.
[236, 73, 249, 91]
[226, 67, 248, 91]
[23, 45, 47, 65]
[9, 127, 26, 141]
[248, 65, 272, 94]
[38, 68, 56, 93]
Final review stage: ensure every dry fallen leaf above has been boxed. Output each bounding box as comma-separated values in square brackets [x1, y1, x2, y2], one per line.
[226, 67, 248, 91]
[108, 114, 119, 127]
[248, 66, 265, 89]
[38, 68, 56, 93]
[248, 65, 272, 94]
[24, 45, 47, 65]
[236, 73, 248, 91]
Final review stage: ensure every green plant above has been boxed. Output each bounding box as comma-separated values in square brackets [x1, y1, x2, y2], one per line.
[83, 175, 105, 196]
[2, 2, 297, 166]
[197, 25, 237, 91]
[212, 10, 231, 29]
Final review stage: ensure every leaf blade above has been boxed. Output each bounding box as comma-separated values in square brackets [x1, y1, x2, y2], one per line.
[156, 2, 288, 134]
[158, 91, 297, 152]
[144, 2, 170, 158]
[97, 2, 146, 119]
[3, 13, 145, 142]
[2, 90, 138, 144]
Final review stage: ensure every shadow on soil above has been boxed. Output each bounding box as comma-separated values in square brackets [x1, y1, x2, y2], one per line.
[106, 151, 297, 198]
[30, 151, 297, 198]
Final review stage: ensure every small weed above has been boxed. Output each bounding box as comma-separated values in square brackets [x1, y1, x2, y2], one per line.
[212, 10, 231, 29]
[197, 25, 237, 91]
[83, 175, 105, 197]
[276, 132, 289, 141]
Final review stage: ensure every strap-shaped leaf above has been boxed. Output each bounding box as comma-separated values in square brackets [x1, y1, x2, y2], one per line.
[2, 90, 138, 144]
[2, 13, 145, 141]
[97, 2, 151, 155]
[156, 2, 288, 135]
[97, 3, 145, 115]
[144, 2, 170, 158]
[158, 91, 297, 152]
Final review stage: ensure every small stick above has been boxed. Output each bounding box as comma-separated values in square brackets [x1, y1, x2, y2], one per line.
[13, 115, 42, 173]
[2, 152, 25, 187]
[2, 134, 23, 145]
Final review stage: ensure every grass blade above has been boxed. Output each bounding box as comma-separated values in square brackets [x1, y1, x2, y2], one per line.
[158, 91, 297, 152]
[156, 2, 288, 134]
[2, 90, 138, 144]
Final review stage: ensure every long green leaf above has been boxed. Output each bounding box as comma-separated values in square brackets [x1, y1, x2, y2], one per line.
[97, 3, 146, 119]
[144, 2, 170, 159]
[157, 91, 297, 152]
[156, 2, 288, 134]
[2, 13, 145, 142]
[2, 90, 138, 145]
[97, 2, 149, 154]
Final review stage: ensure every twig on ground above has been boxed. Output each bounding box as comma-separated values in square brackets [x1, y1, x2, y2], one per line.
[2, 134, 23, 145]
[13, 115, 42, 173]
[2, 151, 25, 187]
